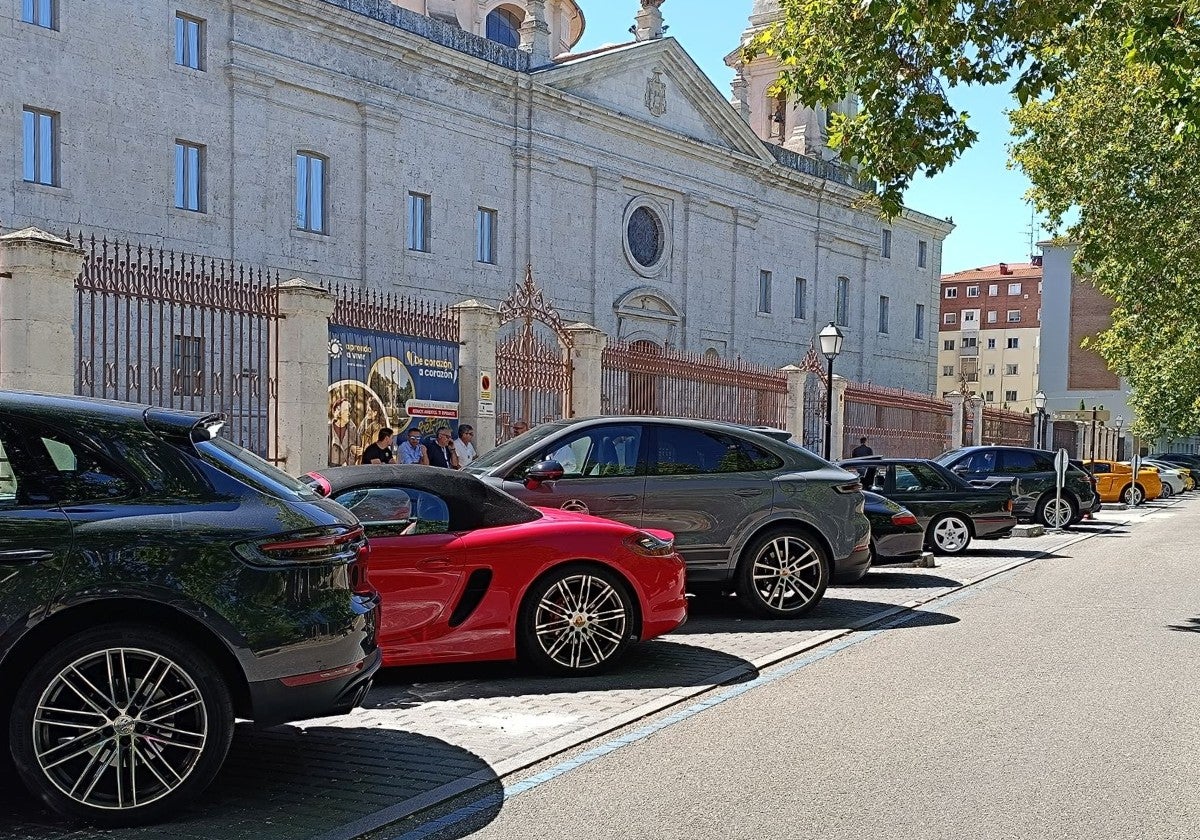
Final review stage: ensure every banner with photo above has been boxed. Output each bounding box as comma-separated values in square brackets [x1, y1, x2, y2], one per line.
[327, 325, 460, 467]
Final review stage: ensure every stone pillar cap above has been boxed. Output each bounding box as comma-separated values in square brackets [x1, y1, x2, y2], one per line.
[0, 227, 76, 247]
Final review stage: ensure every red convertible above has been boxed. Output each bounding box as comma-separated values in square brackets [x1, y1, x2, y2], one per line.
[305, 466, 688, 675]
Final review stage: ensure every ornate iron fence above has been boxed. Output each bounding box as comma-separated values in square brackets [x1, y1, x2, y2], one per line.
[495, 268, 572, 439]
[72, 233, 280, 457]
[601, 341, 788, 427]
[981, 406, 1035, 447]
[842, 382, 952, 459]
[329, 286, 459, 344]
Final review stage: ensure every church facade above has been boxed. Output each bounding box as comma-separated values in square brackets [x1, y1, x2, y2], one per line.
[2, 0, 952, 391]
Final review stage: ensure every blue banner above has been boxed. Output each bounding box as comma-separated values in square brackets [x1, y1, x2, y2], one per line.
[327, 325, 459, 467]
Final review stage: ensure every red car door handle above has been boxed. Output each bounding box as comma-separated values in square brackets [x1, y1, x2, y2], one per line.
[418, 558, 453, 570]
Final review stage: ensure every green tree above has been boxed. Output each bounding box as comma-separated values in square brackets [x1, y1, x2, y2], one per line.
[750, 0, 1200, 437]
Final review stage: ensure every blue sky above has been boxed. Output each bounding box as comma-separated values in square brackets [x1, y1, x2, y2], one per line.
[574, 1, 1046, 274]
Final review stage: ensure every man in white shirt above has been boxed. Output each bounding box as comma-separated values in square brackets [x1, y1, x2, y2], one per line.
[453, 424, 477, 468]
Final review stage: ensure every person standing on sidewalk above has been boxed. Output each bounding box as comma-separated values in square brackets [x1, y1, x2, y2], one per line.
[454, 424, 477, 468]
[851, 437, 874, 457]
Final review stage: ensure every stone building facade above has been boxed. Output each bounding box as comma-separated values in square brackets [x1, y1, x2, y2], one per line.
[937, 261, 1043, 411]
[2, 0, 952, 392]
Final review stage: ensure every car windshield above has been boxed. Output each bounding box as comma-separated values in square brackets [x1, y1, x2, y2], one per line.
[196, 436, 320, 502]
[465, 421, 571, 474]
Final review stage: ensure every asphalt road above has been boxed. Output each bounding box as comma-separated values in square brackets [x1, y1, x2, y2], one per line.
[415, 500, 1200, 840]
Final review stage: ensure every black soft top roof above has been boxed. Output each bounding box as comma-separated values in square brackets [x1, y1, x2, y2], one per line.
[310, 465, 541, 531]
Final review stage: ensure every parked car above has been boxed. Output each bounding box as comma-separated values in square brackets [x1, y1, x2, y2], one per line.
[1144, 459, 1193, 493]
[934, 446, 1098, 529]
[464, 417, 871, 618]
[1083, 459, 1163, 504]
[0, 392, 380, 826]
[862, 491, 925, 564]
[1150, 453, 1200, 489]
[840, 457, 1016, 555]
[304, 466, 687, 675]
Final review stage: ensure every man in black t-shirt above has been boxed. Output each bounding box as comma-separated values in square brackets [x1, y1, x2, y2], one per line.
[851, 437, 874, 458]
[360, 428, 395, 465]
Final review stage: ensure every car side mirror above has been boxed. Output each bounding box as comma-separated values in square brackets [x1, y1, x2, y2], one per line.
[952, 465, 968, 475]
[524, 460, 564, 489]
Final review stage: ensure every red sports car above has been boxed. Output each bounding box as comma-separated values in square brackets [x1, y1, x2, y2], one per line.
[305, 465, 688, 675]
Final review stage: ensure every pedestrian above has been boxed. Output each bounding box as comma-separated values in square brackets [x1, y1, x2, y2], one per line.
[511, 419, 529, 438]
[454, 424, 477, 468]
[851, 437, 874, 458]
[398, 427, 428, 465]
[329, 398, 362, 467]
[360, 428, 395, 465]
[426, 426, 460, 470]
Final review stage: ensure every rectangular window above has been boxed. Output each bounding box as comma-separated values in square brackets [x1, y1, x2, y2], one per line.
[835, 276, 850, 326]
[915, 304, 925, 340]
[962, 336, 978, 349]
[987, 310, 998, 323]
[1005, 364, 1019, 375]
[171, 335, 203, 395]
[174, 141, 205, 212]
[1007, 310, 1021, 323]
[1006, 337, 1020, 349]
[880, 229, 891, 259]
[986, 365, 996, 376]
[985, 390, 995, 402]
[878, 295, 890, 334]
[944, 312, 957, 325]
[793, 277, 807, 319]
[295, 152, 327, 234]
[476, 207, 497, 264]
[21, 0, 54, 28]
[407, 192, 431, 252]
[1008, 282, 1022, 295]
[943, 339, 956, 351]
[943, 365, 955, 377]
[918, 240, 928, 268]
[22, 108, 58, 186]
[174, 13, 205, 70]
[987, 338, 996, 350]
[1005, 390, 1018, 403]
[944, 287, 957, 299]
[966, 285, 979, 297]
[989, 284, 998, 296]
[963, 310, 977, 323]
[758, 270, 772, 314]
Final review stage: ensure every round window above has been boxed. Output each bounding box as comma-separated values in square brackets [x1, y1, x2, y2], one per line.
[626, 206, 665, 269]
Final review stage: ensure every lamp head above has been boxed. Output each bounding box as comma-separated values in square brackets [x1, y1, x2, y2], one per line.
[819, 322, 844, 360]
[1034, 390, 1047, 411]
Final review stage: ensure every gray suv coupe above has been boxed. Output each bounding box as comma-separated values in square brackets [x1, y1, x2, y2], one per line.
[466, 417, 870, 618]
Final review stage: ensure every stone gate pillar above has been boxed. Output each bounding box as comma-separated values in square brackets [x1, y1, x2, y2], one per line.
[564, 322, 606, 419]
[272, 279, 335, 475]
[780, 364, 805, 441]
[947, 392, 965, 449]
[969, 397, 984, 446]
[0, 228, 83, 395]
[452, 299, 501, 455]
[830, 375, 849, 460]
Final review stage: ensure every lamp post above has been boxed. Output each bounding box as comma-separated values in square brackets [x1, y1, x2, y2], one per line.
[1034, 390, 1047, 449]
[1115, 416, 1125, 461]
[819, 321, 844, 461]
[1088, 404, 1104, 478]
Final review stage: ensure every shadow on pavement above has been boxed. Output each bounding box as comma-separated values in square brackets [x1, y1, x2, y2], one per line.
[364, 640, 758, 709]
[0, 725, 500, 840]
[1168, 617, 1200, 634]
[674, 595, 958, 636]
[847, 570, 964, 589]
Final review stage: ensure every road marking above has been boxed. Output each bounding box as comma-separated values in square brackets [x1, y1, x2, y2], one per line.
[383, 505, 1164, 840]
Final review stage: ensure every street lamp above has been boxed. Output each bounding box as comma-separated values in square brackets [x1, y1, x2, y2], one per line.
[1034, 390, 1047, 449]
[1115, 416, 1125, 461]
[819, 321, 845, 461]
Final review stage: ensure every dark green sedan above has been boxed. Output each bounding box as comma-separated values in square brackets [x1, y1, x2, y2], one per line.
[840, 457, 1017, 555]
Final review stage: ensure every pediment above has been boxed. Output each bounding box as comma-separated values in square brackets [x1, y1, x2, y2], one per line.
[536, 39, 773, 162]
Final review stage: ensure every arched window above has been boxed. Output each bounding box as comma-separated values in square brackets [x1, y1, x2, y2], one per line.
[767, 94, 787, 140]
[485, 7, 522, 48]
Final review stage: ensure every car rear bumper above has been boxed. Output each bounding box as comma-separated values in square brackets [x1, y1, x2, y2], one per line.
[248, 647, 381, 727]
[832, 544, 872, 583]
[873, 530, 925, 563]
[974, 514, 1018, 539]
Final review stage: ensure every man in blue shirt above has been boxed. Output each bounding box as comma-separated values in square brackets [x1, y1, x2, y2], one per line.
[398, 427, 428, 465]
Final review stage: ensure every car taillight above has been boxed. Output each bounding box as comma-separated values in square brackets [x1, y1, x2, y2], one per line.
[236, 525, 365, 566]
[624, 531, 676, 557]
[350, 542, 374, 596]
[891, 512, 918, 526]
[834, 481, 863, 494]
[1005, 499, 1014, 512]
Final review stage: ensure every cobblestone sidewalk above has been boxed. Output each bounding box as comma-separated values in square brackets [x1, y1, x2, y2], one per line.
[0, 501, 1178, 840]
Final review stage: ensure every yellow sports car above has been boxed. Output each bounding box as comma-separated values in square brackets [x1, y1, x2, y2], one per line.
[1083, 459, 1163, 505]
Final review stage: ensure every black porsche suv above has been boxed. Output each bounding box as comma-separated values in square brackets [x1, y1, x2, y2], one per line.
[0, 391, 380, 826]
